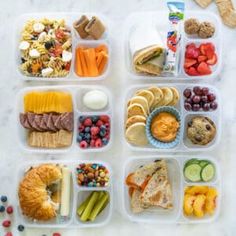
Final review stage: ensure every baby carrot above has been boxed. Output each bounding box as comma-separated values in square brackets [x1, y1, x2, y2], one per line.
[95, 44, 108, 54]
[79, 48, 89, 76]
[75, 48, 83, 76]
[83, 48, 99, 77]
[98, 52, 108, 75]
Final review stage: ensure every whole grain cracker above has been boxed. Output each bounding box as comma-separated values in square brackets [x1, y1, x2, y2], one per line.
[194, 0, 213, 8]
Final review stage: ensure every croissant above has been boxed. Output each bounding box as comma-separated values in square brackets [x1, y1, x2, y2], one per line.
[18, 164, 62, 221]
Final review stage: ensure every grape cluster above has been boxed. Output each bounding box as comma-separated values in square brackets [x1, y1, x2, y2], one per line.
[184, 86, 218, 112]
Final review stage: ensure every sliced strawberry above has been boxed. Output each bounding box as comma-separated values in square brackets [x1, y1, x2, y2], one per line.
[198, 55, 207, 63]
[185, 46, 200, 59]
[186, 66, 200, 76]
[207, 53, 217, 65]
[200, 44, 207, 55]
[197, 62, 212, 75]
[184, 58, 197, 68]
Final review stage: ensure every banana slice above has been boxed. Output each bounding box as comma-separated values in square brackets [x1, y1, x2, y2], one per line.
[135, 90, 155, 108]
[168, 87, 180, 106]
[127, 103, 147, 118]
[148, 86, 164, 110]
[125, 115, 146, 129]
[154, 87, 173, 107]
[125, 122, 148, 146]
[127, 96, 149, 115]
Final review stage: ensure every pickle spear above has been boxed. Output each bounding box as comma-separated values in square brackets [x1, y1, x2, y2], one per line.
[89, 192, 109, 221]
[80, 191, 99, 222]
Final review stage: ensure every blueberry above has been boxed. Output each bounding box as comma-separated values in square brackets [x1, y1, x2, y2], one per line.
[17, 224, 25, 232]
[79, 132, 84, 138]
[85, 127, 90, 133]
[91, 116, 99, 123]
[77, 135, 82, 142]
[100, 125, 106, 131]
[99, 130, 106, 137]
[0, 205, 5, 212]
[84, 133, 91, 140]
[102, 138, 109, 145]
[79, 116, 85, 123]
[1, 196, 7, 202]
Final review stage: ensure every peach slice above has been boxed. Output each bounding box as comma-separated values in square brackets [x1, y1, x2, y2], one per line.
[184, 194, 196, 216]
[205, 187, 218, 215]
[185, 186, 209, 195]
[193, 194, 206, 218]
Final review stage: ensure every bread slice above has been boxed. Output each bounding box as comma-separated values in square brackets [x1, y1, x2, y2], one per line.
[126, 160, 163, 190]
[141, 161, 173, 209]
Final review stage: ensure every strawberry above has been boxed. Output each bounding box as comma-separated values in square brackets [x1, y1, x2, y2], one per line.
[186, 66, 199, 76]
[207, 53, 217, 65]
[185, 44, 200, 59]
[197, 62, 212, 75]
[200, 43, 215, 58]
[184, 58, 197, 68]
[198, 55, 207, 63]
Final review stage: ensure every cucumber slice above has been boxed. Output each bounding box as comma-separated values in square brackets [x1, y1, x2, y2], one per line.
[199, 160, 210, 168]
[184, 159, 200, 170]
[201, 164, 215, 182]
[184, 164, 202, 182]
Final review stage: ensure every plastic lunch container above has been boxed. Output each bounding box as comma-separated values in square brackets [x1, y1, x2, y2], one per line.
[16, 85, 113, 154]
[15, 12, 111, 81]
[123, 83, 221, 152]
[123, 11, 222, 81]
[14, 160, 113, 228]
[122, 155, 221, 224]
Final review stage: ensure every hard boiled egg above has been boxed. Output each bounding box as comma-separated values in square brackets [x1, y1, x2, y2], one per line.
[83, 90, 108, 110]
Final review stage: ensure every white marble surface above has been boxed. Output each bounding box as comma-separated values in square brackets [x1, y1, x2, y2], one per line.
[0, 0, 235, 235]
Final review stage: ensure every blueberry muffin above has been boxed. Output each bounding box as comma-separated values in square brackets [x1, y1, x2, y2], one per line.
[187, 116, 216, 145]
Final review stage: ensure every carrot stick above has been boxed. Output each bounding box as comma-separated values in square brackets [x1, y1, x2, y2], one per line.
[83, 48, 99, 77]
[75, 48, 83, 76]
[98, 53, 108, 75]
[78, 48, 89, 76]
[96, 51, 105, 68]
[95, 44, 108, 54]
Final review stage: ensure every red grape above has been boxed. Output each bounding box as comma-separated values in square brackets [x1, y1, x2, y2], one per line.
[202, 87, 209, 96]
[183, 89, 192, 98]
[185, 98, 192, 104]
[201, 95, 208, 103]
[210, 101, 218, 110]
[203, 103, 210, 111]
[192, 95, 201, 104]
[184, 103, 192, 111]
[193, 104, 200, 111]
[207, 93, 216, 102]
[193, 86, 202, 96]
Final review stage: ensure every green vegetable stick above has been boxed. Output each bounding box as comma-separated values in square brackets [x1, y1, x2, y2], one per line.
[89, 192, 109, 221]
[98, 191, 105, 200]
[77, 192, 93, 216]
[98, 196, 109, 215]
[88, 191, 105, 220]
[80, 191, 99, 222]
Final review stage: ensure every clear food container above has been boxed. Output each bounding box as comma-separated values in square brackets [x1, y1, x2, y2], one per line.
[122, 155, 221, 224]
[15, 12, 111, 81]
[15, 160, 113, 228]
[16, 85, 113, 154]
[123, 83, 221, 152]
[123, 11, 222, 81]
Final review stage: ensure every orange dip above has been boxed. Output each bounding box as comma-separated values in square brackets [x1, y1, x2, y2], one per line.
[151, 112, 179, 142]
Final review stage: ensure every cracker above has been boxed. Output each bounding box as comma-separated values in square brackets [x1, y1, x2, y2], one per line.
[194, 0, 213, 8]
[127, 96, 149, 115]
[154, 87, 173, 107]
[125, 115, 146, 130]
[222, 9, 236, 27]
[168, 87, 180, 106]
[127, 103, 147, 118]
[135, 90, 155, 107]
[125, 122, 148, 146]
[216, 0, 234, 16]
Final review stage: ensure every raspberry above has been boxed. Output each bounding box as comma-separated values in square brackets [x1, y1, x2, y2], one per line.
[90, 139, 95, 147]
[2, 220, 11, 228]
[53, 233, 61, 236]
[79, 125, 85, 132]
[84, 118, 92, 127]
[5, 233, 13, 236]
[6, 206, 13, 214]
[96, 120, 104, 127]
[100, 115, 109, 123]
[80, 140, 88, 149]
[95, 138, 102, 148]
[91, 126, 100, 135]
